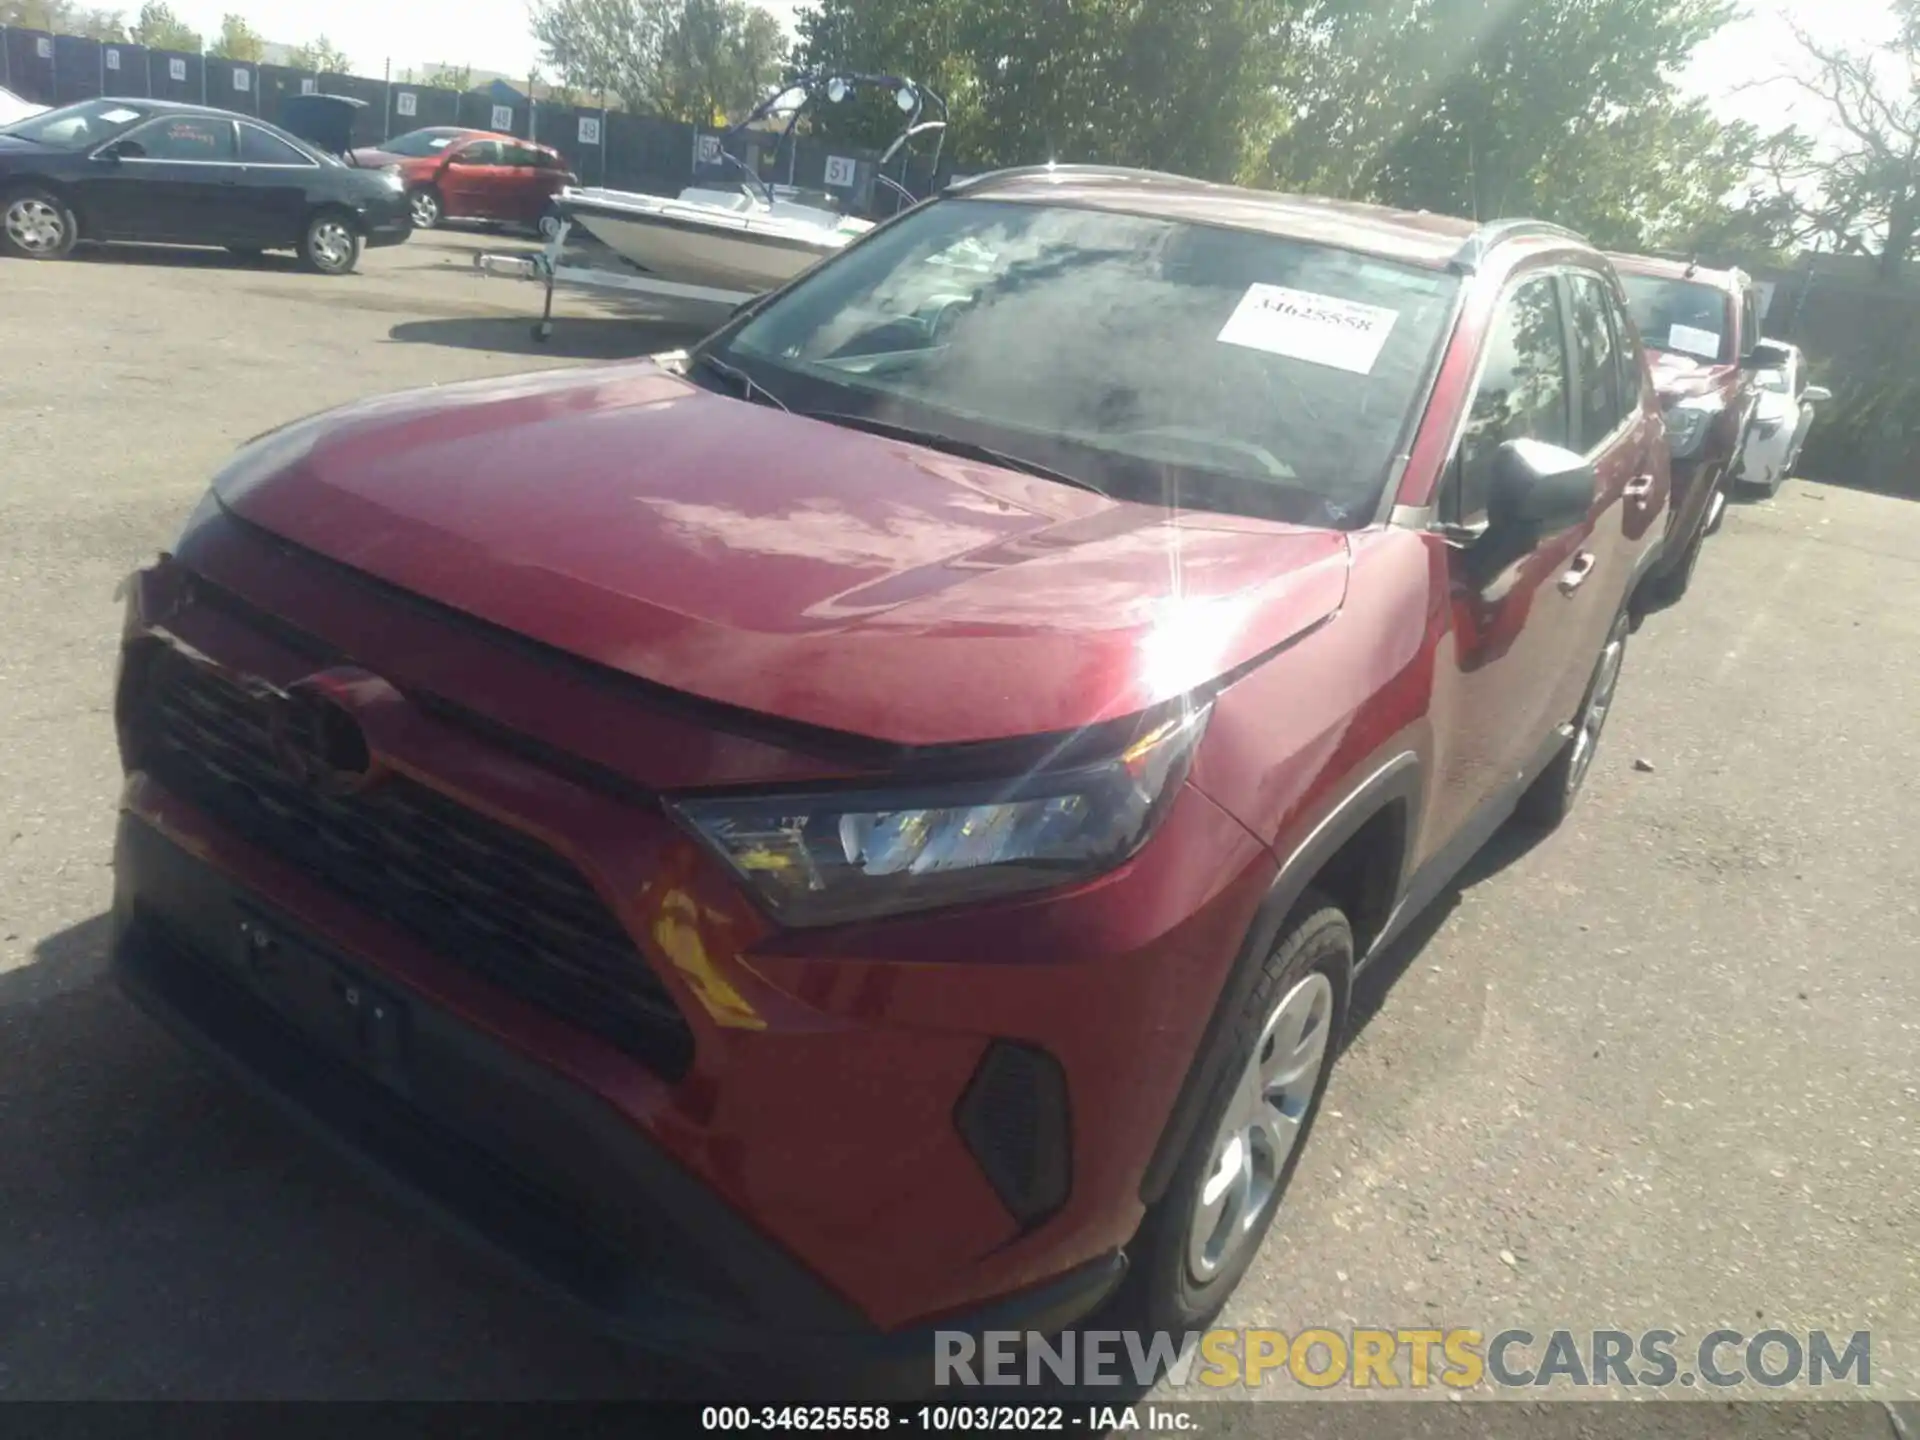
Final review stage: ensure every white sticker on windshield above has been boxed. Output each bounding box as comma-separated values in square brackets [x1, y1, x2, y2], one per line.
[1217, 284, 1399, 374]
[100, 107, 141, 123]
[1668, 323, 1721, 360]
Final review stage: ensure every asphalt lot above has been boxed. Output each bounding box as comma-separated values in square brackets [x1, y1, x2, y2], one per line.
[1, 230, 1917, 1413]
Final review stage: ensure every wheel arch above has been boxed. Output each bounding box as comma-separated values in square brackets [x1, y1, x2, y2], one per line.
[1137, 751, 1424, 1206]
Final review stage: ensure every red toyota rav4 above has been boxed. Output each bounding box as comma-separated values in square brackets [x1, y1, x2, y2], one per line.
[1607, 253, 1762, 604]
[111, 169, 1671, 1388]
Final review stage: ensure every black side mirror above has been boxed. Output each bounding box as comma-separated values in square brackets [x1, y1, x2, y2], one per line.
[1486, 438, 1596, 538]
[96, 139, 129, 162]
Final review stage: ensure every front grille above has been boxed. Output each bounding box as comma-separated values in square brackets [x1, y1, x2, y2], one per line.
[130, 643, 695, 1079]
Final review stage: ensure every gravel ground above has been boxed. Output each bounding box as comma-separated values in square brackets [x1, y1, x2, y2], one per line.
[0, 231, 1915, 1417]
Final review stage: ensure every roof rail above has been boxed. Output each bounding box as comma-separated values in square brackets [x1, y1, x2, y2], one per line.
[1450, 218, 1588, 273]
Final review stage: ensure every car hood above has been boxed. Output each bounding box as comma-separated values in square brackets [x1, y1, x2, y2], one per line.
[1646, 347, 1732, 404]
[210, 364, 1351, 747]
[0, 133, 50, 154]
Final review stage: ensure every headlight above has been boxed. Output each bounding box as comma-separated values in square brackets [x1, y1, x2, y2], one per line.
[1663, 396, 1722, 460]
[669, 706, 1211, 927]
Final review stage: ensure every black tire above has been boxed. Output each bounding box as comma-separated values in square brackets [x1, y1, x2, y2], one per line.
[300, 209, 363, 276]
[1515, 607, 1631, 830]
[408, 186, 443, 229]
[1118, 895, 1351, 1337]
[1, 184, 78, 261]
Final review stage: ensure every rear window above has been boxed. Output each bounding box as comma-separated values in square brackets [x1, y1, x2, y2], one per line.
[715, 197, 1460, 528]
[1617, 274, 1734, 364]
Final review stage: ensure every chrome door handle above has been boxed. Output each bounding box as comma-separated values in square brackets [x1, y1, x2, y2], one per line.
[1559, 553, 1597, 594]
[1624, 474, 1656, 500]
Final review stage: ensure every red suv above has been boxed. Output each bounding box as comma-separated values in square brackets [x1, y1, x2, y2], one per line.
[1608, 254, 1762, 604]
[111, 169, 1671, 1389]
[349, 126, 575, 232]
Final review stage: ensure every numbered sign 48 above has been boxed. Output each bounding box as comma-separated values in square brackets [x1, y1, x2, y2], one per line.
[490, 104, 513, 132]
[168, 57, 187, 82]
[824, 155, 857, 188]
[578, 116, 601, 145]
[395, 91, 417, 118]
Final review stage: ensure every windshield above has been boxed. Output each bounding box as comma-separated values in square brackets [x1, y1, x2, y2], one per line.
[1618, 274, 1733, 364]
[3, 98, 150, 150]
[382, 129, 466, 157]
[708, 197, 1460, 528]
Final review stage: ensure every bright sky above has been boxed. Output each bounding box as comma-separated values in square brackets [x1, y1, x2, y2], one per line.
[166, 0, 1890, 136]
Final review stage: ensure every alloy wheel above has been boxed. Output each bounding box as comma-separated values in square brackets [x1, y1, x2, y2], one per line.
[1186, 971, 1336, 1283]
[310, 219, 353, 272]
[1565, 625, 1627, 798]
[410, 191, 440, 228]
[5, 197, 66, 254]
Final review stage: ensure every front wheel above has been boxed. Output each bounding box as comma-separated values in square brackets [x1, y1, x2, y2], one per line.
[408, 187, 443, 229]
[1516, 607, 1631, 830]
[300, 211, 363, 275]
[1119, 896, 1350, 1336]
[1, 186, 78, 260]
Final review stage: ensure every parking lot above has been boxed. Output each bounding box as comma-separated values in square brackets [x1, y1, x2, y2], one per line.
[2, 231, 1917, 1405]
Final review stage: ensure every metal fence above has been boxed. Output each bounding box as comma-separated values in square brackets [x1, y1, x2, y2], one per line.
[0, 24, 958, 215]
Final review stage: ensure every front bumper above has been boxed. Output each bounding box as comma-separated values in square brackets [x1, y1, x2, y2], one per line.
[111, 812, 1123, 1393]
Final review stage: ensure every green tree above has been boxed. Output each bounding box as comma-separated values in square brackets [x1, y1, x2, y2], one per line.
[1267, 0, 1737, 221]
[284, 35, 351, 73]
[1, 0, 127, 39]
[207, 11, 264, 60]
[793, 0, 1301, 181]
[1750, 18, 1920, 280]
[129, 0, 200, 51]
[534, 0, 810, 122]
[424, 61, 474, 91]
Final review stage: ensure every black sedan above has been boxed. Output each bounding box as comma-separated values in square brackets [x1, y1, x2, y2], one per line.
[0, 98, 411, 274]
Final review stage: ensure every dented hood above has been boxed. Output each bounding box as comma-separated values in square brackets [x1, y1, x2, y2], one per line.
[211, 363, 1350, 747]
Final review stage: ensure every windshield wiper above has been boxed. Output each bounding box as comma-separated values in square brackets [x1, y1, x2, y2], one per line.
[799, 411, 1108, 496]
[691, 351, 789, 411]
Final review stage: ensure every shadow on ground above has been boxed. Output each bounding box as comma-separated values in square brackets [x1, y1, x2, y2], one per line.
[74, 242, 305, 273]
[387, 313, 715, 362]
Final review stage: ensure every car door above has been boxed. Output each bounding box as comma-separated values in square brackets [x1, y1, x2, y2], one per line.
[498, 141, 552, 222]
[1551, 268, 1655, 725]
[235, 121, 321, 245]
[1425, 268, 1596, 845]
[81, 113, 246, 241]
[437, 138, 504, 219]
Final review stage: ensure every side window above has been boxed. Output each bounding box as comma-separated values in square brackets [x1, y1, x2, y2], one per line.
[1604, 282, 1644, 414]
[1741, 287, 1760, 356]
[239, 124, 313, 165]
[452, 140, 500, 165]
[120, 115, 236, 162]
[1454, 275, 1572, 521]
[1565, 273, 1626, 449]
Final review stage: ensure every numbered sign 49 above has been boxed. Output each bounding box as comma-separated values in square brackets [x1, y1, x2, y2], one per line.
[233, 67, 250, 92]
[490, 104, 513, 132]
[168, 57, 187, 82]
[104, 47, 121, 70]
[35, 36, 51, 58]
[578, 115, 601, 145]
[824, 155, 857, 188]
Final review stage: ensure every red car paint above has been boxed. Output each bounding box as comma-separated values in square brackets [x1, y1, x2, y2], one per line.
[351, 128, 573, 226]
[1606, 252, 1761, 579]
[112, 175, 1672, 1353]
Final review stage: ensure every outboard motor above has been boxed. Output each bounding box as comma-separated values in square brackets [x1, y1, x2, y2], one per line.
[277, 93, 368, 164]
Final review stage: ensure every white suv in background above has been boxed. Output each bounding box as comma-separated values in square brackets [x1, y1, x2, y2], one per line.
[0, 86, 48, 128]
[1739, 339, 1831, 497]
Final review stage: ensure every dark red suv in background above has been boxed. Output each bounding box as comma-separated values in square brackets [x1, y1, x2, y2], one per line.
[1608, 253, 1762, 604]
[111, 169, 1671, 1390]
[349, 126, 575, 232]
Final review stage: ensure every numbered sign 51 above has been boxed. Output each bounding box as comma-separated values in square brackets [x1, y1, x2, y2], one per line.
[578, 115, 601, 145]
[490, 104, 513, 131]
[824, 155, 857, 188]
[395, 91, 417, 117]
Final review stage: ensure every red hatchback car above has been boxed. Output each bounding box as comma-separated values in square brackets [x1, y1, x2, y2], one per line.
[349, 126, 575, 232]
[111, 169, 1671, 1389]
